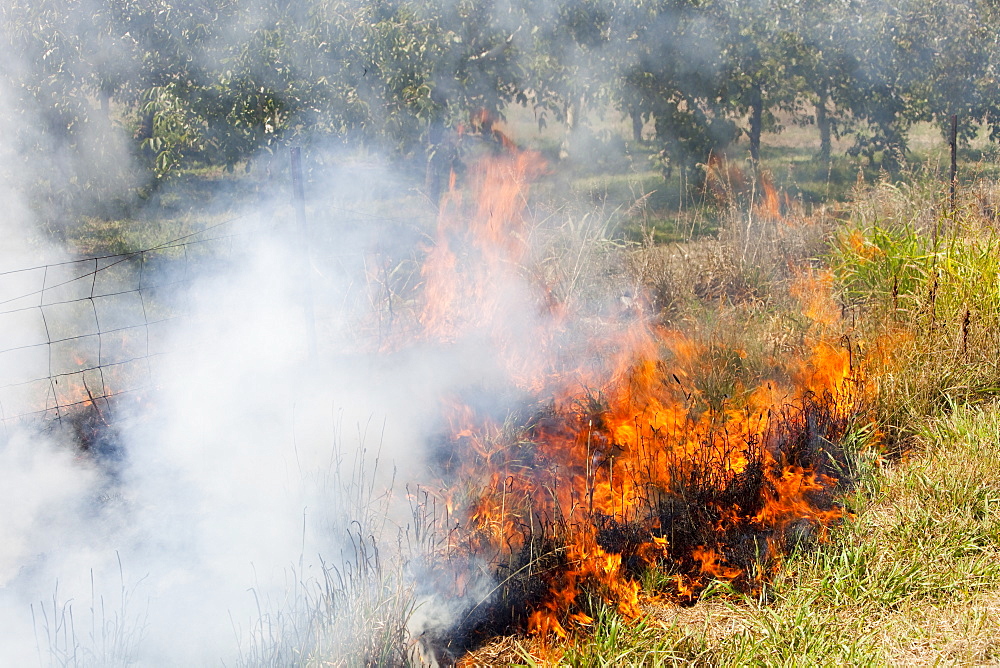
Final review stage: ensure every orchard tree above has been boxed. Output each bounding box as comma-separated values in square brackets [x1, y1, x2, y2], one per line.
[713, 0, 808, 167]
[792, 0, 862, 162]
[0, 0, 144, 223]
[839, 0, 923, 169]
[520, 0, 620, 151]
[368, 0, 528, 196]
[898, 0, 1000, 144]
[623, 0, 738, 177]
[622, 0, 808, 176]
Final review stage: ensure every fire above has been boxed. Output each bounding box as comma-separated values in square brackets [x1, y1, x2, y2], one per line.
[395, 123, 873, 645]
[418, 143, 550, 360]
[703, 153, 793, 220]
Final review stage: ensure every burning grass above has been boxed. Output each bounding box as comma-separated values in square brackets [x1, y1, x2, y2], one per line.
[409, 369, 867, 661]
[192, 167, 1000, 664]
[389, 155, 1000, 665]
[356, 135, 883, 660]
[34, 128, 1000, 666]
[462, 168, 1000, 667]
[453, 402, 1000, 666]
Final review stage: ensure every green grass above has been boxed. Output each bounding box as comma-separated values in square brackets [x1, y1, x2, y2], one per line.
[549, 608, 713, 667]
[829, 177, 1000, 446]
[62, 166, 263, 256]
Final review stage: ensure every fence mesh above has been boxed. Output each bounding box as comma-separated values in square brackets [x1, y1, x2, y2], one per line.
[0, 177, 434, 434]
[0, 220, 248, 431]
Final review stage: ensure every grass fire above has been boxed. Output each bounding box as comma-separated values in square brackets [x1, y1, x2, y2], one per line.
[5, 1, 1000, 664]
[384, 139, 872, 661]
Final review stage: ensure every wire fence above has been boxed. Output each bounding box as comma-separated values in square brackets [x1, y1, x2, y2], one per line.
[0, 216, 252, 432]
[0, 165, 436, 435]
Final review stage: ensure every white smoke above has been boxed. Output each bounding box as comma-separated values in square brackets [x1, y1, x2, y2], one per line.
[0, 161, 541, 664]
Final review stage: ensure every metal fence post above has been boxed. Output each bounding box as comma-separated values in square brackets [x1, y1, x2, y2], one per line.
[290, 147, 318, 360]
[950, 114, 958, 214]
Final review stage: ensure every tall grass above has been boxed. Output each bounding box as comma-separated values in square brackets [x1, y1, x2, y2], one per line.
[31, 556, 147, 668]
[234, 427, 422, 667]
[831, 177, 1000, 447]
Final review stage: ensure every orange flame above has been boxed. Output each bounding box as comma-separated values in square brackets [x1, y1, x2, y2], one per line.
[395, 128, 874, 640]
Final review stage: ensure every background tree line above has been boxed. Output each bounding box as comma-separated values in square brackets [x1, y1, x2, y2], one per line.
[2, 0, 999, 218]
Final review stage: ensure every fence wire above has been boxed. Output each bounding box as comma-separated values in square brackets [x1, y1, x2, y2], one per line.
[0, 218, 250, 432]
[0, 187, 432, 435]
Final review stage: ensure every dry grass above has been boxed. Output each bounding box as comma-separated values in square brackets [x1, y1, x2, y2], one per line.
[880, 595, 1000, 666]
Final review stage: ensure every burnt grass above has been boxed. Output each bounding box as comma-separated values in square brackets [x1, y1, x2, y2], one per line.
[59, 402, 126, 469]
[422, 390, 857, 661]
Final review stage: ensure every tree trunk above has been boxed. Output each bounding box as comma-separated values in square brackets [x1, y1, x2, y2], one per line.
[559, 97, 579, 161]
[816, 90, 831, 163]
[630, 108, 643, 143]
[559, 95, 585, 160]
[137, 108, 155, 142]
[565, 97, 579, 131]
[749, 83, 763, 168]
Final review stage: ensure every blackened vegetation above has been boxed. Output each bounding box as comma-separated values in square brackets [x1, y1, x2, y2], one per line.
[50, 402, 126, 480]
[427, 534, 571, 662]
[642, 392, 853, 594]
[421, 390, 856, 659]
[768, 391, 857, 493]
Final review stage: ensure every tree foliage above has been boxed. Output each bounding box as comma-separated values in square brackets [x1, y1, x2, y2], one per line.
[2, 0, 999, 214]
